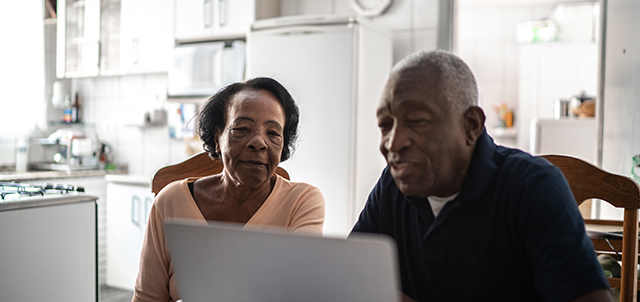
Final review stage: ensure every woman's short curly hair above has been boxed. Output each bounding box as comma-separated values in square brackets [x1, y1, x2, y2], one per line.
[195, 77, 299, 162]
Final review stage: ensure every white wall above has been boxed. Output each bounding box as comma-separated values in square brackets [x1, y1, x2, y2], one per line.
[0, 1, 46, 166]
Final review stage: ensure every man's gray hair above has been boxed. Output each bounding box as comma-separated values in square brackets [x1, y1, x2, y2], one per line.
[391, 50, 478, 113]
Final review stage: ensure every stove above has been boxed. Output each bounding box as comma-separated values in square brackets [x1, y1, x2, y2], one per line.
[0, 182, 85, 202]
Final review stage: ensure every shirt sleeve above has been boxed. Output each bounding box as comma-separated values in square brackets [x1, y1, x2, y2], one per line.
[515, 164, 609, 301]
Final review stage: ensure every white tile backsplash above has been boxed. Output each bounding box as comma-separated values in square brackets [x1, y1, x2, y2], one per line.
[414, 0, 439, 28]
[413, 28, 438, 53]
[369, 0, 413, 31]
[392, 30, 413, 63]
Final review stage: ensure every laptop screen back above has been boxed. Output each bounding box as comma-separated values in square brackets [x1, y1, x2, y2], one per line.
[164, 220, 400, 302]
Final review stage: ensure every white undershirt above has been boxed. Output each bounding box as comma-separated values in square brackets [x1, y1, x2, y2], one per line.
[428, 192, 459, 217]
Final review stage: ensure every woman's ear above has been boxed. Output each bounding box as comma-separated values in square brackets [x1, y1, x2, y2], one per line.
[463, 106, 486, 145]
[213, 130, 221, 154]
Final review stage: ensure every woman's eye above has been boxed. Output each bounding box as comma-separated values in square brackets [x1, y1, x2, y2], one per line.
[231, 127, 249, 135]
[268, 130, 281, 137]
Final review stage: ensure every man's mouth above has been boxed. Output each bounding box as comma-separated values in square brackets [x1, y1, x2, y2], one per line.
[389, 161, 415, 177]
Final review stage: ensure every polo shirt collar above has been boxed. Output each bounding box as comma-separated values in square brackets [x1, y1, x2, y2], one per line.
[454, 128, 497, 204]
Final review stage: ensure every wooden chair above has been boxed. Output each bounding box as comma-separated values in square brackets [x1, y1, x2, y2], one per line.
[151, 151, 290, 195]
[542, 154, 640, 302]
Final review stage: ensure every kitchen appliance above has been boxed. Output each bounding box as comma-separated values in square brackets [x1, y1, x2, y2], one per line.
[0, 182, 85, 201]
[31, 128, 101, 171]
[247, 14, 392, 236]
[0, 184, 96, 302]
[167, 40, 246, 101]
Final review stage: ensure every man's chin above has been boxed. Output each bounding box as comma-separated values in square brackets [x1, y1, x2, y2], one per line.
[396, 182, 428, 198]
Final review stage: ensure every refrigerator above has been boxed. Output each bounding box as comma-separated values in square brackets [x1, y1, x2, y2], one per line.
[247, 15, 392, 236]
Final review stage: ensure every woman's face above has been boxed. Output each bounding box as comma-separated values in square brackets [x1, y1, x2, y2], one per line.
[216, 89, 286, 189]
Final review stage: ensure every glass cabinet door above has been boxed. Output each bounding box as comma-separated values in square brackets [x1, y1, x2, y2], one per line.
[100, 0, 121, 74]
[57, 0, 100, 78]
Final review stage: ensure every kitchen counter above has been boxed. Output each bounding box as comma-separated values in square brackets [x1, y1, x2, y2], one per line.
[0, 193, 99, 211]
[0, 166, 128, 182]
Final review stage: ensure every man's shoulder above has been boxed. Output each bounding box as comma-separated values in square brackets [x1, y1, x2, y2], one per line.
[494, 146, 557, 177]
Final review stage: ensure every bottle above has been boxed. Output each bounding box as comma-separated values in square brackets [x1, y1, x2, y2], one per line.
[63, 94, 72, 123]
[632, 154, 640, 184]
[71, 92, 81, 123]
[15, 137, 28, 173]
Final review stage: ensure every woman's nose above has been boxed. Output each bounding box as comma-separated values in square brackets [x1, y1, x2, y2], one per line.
[248, 131, 268, 151]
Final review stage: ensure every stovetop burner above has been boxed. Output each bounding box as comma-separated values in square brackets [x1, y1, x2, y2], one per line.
[0, 182, 85, 201]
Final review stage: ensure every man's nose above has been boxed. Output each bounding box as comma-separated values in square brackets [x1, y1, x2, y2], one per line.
[248, 131, 268, 151]
[384, 124, 410, 152]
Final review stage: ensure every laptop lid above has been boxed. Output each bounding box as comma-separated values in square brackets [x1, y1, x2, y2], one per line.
[164, 220, 400, 302]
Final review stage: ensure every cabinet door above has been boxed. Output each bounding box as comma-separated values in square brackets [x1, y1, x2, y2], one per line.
[106, 182, 154, 290]
[120, 0, 173, 74]
[213, 0, 255, 36]
[57, 0, 101, 78]
[174, 0, 214, 41]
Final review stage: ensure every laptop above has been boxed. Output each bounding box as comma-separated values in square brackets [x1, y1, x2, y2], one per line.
[164, 220, 401, 302]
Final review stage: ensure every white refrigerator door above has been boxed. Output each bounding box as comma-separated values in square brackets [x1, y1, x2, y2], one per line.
[248, 25, 356, 236]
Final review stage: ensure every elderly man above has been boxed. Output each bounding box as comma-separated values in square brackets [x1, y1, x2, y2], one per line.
[351, 50, 612, 302]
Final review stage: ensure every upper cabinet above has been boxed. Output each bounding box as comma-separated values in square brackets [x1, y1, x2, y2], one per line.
[57, 0, 101, 78]
[58, 0, 174, 78]
[174, 0, 279, 42]
[119, 0, 173, 74]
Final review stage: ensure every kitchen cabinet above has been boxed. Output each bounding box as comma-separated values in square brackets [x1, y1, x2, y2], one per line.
[57, 0, 101, 78]
[61, 0, 173, 77]
[105, 175, 153, 290]
[119, 0, 173, 74]
[174, 0, 279, 41]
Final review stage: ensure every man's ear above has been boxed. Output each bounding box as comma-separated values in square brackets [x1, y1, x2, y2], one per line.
[463, 106, 486, 145]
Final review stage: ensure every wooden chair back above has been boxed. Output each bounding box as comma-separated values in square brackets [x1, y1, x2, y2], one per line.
[151, 151, 290, 195]
[542, 154, 640, 302]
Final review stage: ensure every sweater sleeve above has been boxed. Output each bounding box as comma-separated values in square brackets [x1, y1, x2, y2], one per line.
[132, 203, 177, 302]
[287, 186, 325, 235]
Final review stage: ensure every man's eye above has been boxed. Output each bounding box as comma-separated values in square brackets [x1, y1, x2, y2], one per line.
[378, 122, 392, 133]
[408, 119, 428, 126]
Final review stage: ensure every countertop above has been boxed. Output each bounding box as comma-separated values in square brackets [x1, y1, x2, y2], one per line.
[0, 167, 128, 182]
[0, 194, 99, 212]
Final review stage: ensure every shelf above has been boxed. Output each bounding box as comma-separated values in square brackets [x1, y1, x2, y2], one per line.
[489, 127, 517, 139]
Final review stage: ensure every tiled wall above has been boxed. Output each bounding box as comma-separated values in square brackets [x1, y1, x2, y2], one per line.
[456, 0, 598, 146]
[280, 0, 440, 63]
[457, 0, 562, 139]
[70, 74, 189, 178]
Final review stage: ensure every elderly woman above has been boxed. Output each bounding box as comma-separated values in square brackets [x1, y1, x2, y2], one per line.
[132, 77, 325, 302]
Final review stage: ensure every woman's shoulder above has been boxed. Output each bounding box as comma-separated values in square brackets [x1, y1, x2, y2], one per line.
[275, 175, 322, 196]
[154, 177, 197, 208]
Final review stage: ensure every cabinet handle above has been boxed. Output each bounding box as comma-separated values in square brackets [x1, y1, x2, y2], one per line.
[131, 195, 141, 226]
[132, 38, 139, 65]
[203, 0, 212, 28]
[218, 0, 226, 27]
[144, 197, 153, 225]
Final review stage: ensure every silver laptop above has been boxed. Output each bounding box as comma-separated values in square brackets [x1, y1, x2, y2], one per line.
[164, 220, 400, 302]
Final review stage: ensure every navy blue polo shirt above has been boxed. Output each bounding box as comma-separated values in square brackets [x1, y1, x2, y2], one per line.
[352, 130, 609, 301]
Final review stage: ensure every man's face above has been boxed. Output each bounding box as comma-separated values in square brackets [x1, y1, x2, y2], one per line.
[376, 68, 474, 198]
